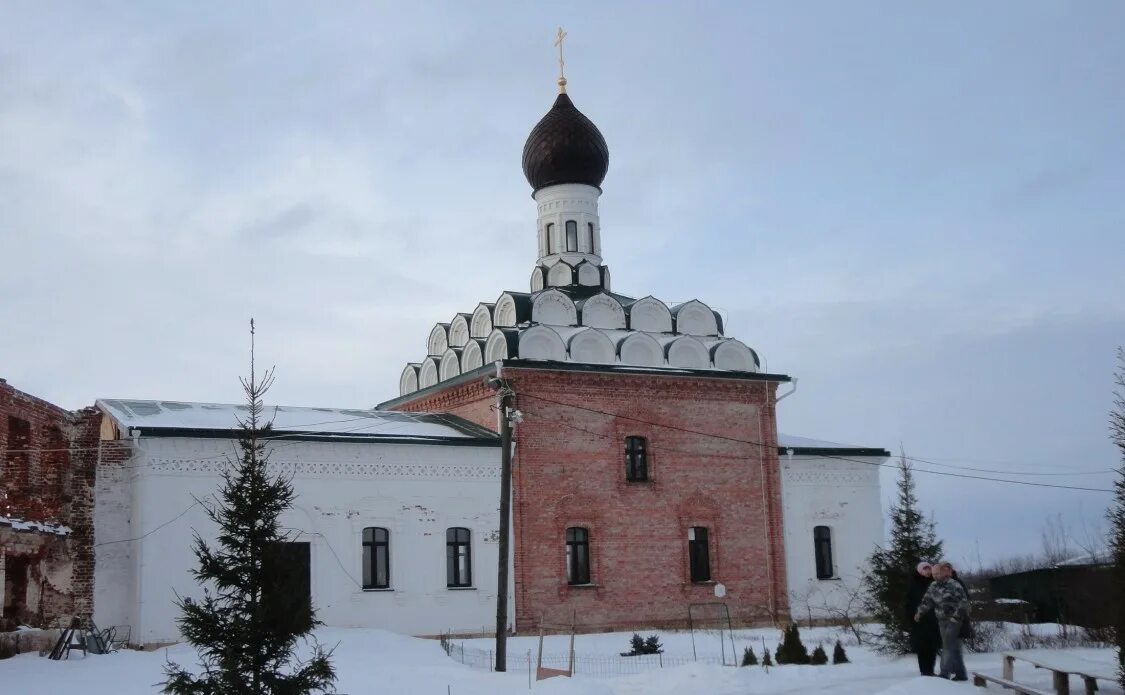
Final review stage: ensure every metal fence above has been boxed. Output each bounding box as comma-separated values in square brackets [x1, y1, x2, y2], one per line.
[439, 634, 728, 679]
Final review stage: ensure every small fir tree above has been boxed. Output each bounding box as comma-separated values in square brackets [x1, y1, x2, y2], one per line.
[741, 646, 758, 666]
[810, 645, 828, 665]
[775, 624, 811, 665]
[861, 452, 944, 654]
[642, 635, 663, 655]
[163, 322, 335, 695]
[622, 633, 646, 656]
[832, 640, 850, 665]
[761, 646, 773, 667]
[1110, 348, 1125, 687]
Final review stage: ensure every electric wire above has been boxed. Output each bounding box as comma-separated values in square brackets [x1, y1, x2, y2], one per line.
[516, 393, 1116, 493]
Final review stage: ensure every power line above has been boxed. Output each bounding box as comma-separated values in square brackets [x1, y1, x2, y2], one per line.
[902, 454, 1114, 477]
[93, 499, 206, 547]
[517, 393, 1115, 494]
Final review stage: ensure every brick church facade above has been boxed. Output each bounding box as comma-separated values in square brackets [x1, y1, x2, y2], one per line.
[385, 364, 791, 632]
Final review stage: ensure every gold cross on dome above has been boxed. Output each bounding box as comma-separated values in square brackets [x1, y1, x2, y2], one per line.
[554, 26, 568, 93]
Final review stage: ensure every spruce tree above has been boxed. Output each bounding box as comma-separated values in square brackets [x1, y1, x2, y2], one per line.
[741, 646, 758, 666]
[776, 624, 810, 665]
[163, 322, 335, 695]
[1109, 348, 1125, 687]
[861, 452, 944, 654]
[832, 640, 850, 664]
[761, 645, 773, 667]
[810, 644, 828, 665]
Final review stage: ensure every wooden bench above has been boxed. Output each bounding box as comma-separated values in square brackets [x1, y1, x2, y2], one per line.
[995, 650, 1119, 695]
[971, 672, 1052, 695]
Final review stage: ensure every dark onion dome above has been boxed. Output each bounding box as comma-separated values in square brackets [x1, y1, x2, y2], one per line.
[522, 92, 609, 192]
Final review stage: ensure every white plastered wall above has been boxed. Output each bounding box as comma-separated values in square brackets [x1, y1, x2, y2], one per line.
[95, 437, 509, 644]
[779, 454, 884, 621]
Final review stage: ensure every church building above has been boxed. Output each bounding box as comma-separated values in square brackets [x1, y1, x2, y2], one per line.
[378, 70, 889, 633]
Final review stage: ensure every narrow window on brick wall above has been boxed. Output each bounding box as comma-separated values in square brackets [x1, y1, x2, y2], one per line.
[362, 527, 390, 589]
[624, 436, 648, 482]
[814, 525, 835, 579]
[446, 527, 472, 588]
[565, 220, 578, 252]
[565, 527, 590, 585]
[688, 527, 711, 582]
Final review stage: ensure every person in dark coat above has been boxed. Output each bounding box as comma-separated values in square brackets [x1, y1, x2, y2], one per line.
[905, 561, 940, 676]
[915, 561, 971, 681]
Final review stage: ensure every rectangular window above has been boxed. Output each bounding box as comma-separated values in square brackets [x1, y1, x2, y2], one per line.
[586, 222, 595, 252]
[814, 526, 834, 579]
[546, 223, 555, 254]
[446, 527, 472, 587]
[565, 527, 590, 585]
[688, 527, 711, 582]
[362, 527, 390, 589]
[565, 220, 578, 252]
[625, 436, 648, 482]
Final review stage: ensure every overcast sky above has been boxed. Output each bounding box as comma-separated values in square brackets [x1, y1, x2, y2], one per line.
[2, 2, 1123, 565]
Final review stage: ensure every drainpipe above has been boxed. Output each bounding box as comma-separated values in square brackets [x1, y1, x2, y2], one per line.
[776, 378, 798, 404]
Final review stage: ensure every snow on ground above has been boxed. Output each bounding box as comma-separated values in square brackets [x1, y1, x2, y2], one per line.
[1, 625, 1120, 695]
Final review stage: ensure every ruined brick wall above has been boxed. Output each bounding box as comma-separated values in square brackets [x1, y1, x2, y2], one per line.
[392, 365, 789, 634]
[0, 382, 117, 628]
[1, 379, 73, 522]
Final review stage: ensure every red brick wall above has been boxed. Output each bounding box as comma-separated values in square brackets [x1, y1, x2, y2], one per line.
[393, 366, 789, 633]
[1, 379, 73, 523]
[0, 382, 113, 627]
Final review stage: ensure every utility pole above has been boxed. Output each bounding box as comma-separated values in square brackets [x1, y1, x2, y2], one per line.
[494, 382, 514, 672]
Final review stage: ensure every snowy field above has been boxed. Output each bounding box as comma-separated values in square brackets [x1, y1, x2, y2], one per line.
[1, 625, 1120, 695]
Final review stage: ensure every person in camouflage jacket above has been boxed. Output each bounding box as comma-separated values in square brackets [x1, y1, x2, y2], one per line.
[914, 561, 970, 681]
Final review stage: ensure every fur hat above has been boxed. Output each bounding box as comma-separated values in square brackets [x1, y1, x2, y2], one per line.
[916, 561, 933, 574]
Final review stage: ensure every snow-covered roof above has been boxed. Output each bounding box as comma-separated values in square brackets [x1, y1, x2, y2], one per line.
[0, 516, 71, 536]
[777, 433, 890, 457]
[97, 399, 498, 444]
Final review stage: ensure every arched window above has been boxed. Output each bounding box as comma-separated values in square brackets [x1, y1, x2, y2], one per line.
[565, 220, 578, 252]
[688, 527, 711, 582]
[814, 526, 834, 579]
[362, 527, 390, 589]
[587, 222, 595, 251]
[566, 527, 590, 585]
[625, 436, 648, 482]
[546, 223, 555, 254]
[446, 527, 472, 587]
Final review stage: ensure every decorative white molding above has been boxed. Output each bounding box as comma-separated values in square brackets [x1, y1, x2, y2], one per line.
[136, 458, 500, 480]
[448, 316, 470, 348]
[567, 328, 615, 365]
[531, 289, 577, 326]
[629, 296, 673, 333]
[781, 470, 878, 486]
[427, 324, 449, 356]
[673, 300, 719, 337]
[579, 294, 626, 330]
[470, 304, 494, 338]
